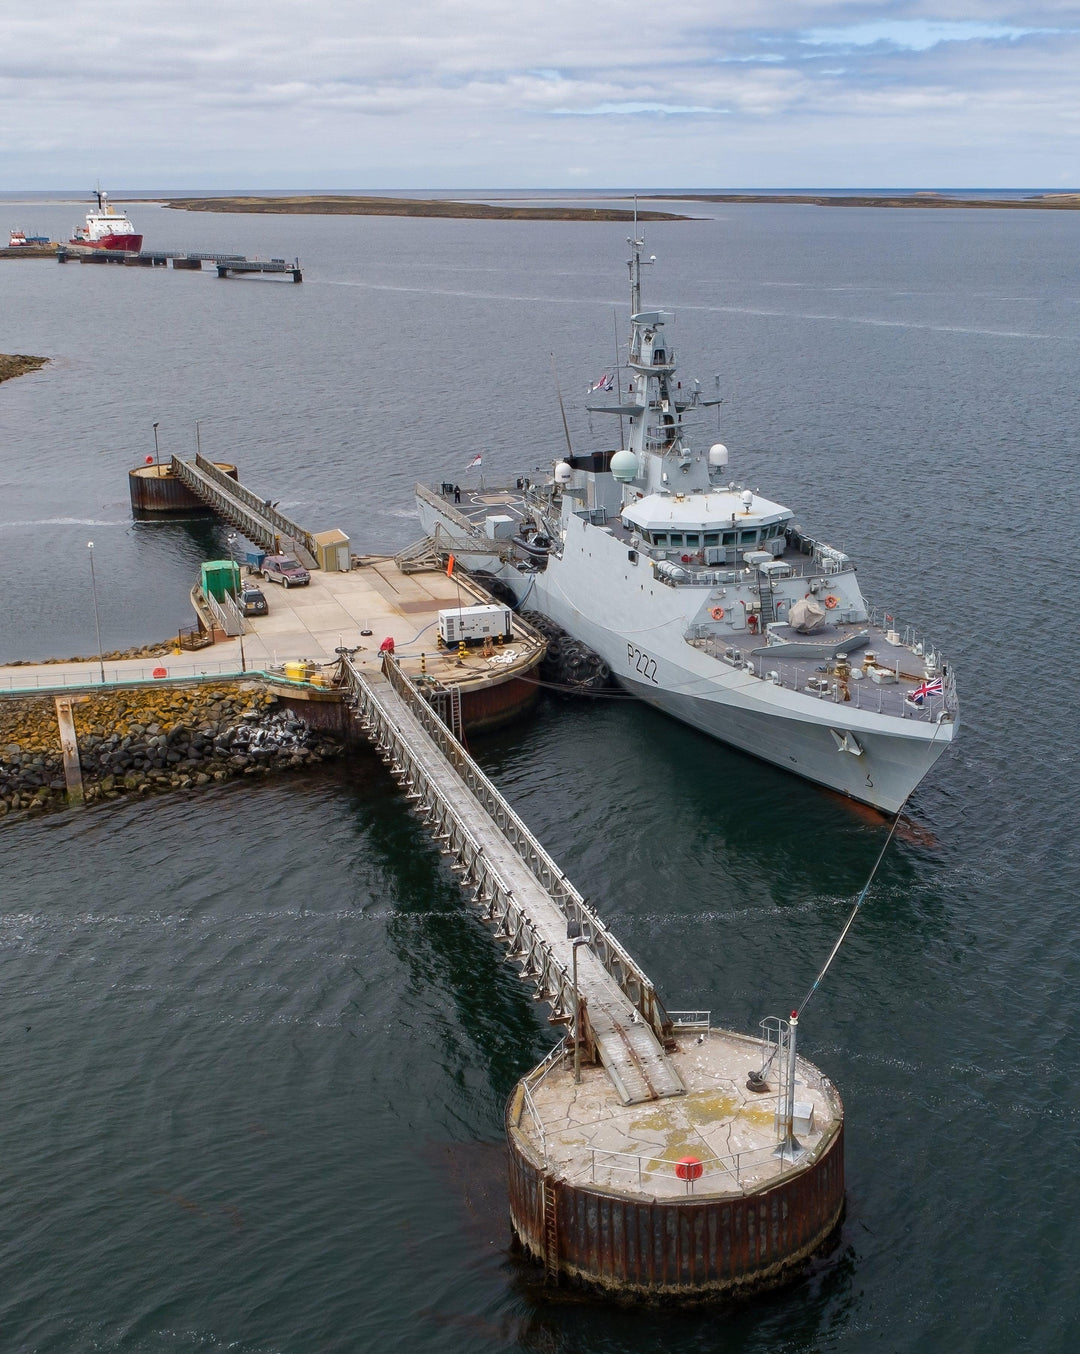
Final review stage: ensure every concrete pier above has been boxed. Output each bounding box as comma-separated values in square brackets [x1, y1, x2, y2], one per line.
[508, 1026, 843, 1298]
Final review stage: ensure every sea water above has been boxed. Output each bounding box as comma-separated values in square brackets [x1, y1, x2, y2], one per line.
[0, 196, 1078, 1352]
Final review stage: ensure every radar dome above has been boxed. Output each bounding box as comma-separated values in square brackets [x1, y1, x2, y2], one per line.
[741, 489, 754, 510]
[554, 460, 573, 484]
[610, 449, 638, 483]
[708, 443, 729, 468]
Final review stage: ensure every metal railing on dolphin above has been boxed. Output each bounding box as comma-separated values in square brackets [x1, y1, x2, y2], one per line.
[348, 653, 674, 1043]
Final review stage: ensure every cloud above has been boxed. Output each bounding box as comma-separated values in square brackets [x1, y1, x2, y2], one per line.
[552, 103, 725, 117]
[3, 1, 1080, 187]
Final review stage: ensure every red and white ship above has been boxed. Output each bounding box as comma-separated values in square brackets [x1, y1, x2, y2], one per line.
[69, 189, 142, 252]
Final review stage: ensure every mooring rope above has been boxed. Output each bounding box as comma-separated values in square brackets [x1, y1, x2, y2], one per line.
[795, 802, 908, 1018]
[796, 711, 949, 1018]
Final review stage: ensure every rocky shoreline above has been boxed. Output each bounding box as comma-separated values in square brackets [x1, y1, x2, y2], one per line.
[0, 682, 344, 820]
[0, 353, 49, 384]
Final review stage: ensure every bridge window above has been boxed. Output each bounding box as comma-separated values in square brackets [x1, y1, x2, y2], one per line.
[669, 533, 684, 547]
[722, 531, 736, 546]
[684, 533, 700, 548]
[652, 532, 668, 546]
[739, 529, 758, 545]
[704, 533, 720, 546]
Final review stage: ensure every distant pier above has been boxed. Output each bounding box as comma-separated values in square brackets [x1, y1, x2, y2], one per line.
[56, 246, 302, 281]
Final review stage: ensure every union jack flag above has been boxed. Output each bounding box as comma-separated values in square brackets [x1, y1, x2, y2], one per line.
[907, 677, 943, 704]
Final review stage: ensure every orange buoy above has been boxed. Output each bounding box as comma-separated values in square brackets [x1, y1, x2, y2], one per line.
[825, 595, 839, 609]
[675, 1156, 703, 1181]
[710, 606, 725, 621]
[152, 666, 167, 679]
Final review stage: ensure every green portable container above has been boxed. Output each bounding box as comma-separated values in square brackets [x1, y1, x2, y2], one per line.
[201, 560, 240, 602]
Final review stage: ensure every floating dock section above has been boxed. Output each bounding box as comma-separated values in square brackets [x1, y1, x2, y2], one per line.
[343, 653, 845, 1299]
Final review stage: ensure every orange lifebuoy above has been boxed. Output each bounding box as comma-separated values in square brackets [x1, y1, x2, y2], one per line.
[825, 595, 839, 609]
[710, 606, 725, 621]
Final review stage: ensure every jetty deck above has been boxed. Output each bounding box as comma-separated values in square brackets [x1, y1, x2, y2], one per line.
[0, 556, 544, 695]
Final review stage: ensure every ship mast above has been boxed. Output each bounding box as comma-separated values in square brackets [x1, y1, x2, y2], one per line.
[626, 202, 653, 318]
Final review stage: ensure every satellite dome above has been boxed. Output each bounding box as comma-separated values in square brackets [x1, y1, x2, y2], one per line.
[554, 460, 573, 484]
[708, 442, 729, 468]
[610, 449, 638, 483]
[741, 489, 754, 510]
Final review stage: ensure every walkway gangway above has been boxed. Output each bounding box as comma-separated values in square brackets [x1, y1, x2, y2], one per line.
[342, 653, 685, 1106]
[169, 454, 319, 568]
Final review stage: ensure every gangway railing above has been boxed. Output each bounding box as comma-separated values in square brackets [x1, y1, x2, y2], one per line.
[203, 588, 244, 638]
[347, 654, 675, 1046]
[169, 455, 318, 568]
[193, 455, 319, 565]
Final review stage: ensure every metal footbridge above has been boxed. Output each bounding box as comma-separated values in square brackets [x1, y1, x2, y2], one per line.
[170, 453, 319, 568]
[342, 654, 685, 1105]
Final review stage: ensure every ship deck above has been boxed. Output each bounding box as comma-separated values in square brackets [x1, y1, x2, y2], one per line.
[423, 483, 951, 725]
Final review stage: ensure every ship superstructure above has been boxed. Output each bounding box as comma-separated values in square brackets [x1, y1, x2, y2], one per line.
[70, 189, 142, 252]
[416, 237, 957, 813]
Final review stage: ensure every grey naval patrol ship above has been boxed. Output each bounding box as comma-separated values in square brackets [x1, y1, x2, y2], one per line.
[416, 237, 958, 814]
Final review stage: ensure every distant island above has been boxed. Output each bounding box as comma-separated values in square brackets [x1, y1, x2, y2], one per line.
[152, 191, 1080, 218]
[645, 192, 1080, 210]
[0, 354, 48, 384]
[160, 195, 690, 221]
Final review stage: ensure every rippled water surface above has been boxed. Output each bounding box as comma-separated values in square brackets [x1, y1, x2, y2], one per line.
[1, 199, 1079, 1352]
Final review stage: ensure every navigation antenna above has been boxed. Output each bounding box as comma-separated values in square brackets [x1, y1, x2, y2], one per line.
[612, 309, 626, 447]
[627, 196, 655, 318]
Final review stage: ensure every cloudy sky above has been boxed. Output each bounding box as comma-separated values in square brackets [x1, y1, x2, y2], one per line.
[5, 1, 1079, 189]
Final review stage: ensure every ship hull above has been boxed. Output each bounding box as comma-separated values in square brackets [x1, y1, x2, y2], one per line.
[417, 499, 953, 814]
[69, 235, 143, 252]
[529, 586, 949, 815]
